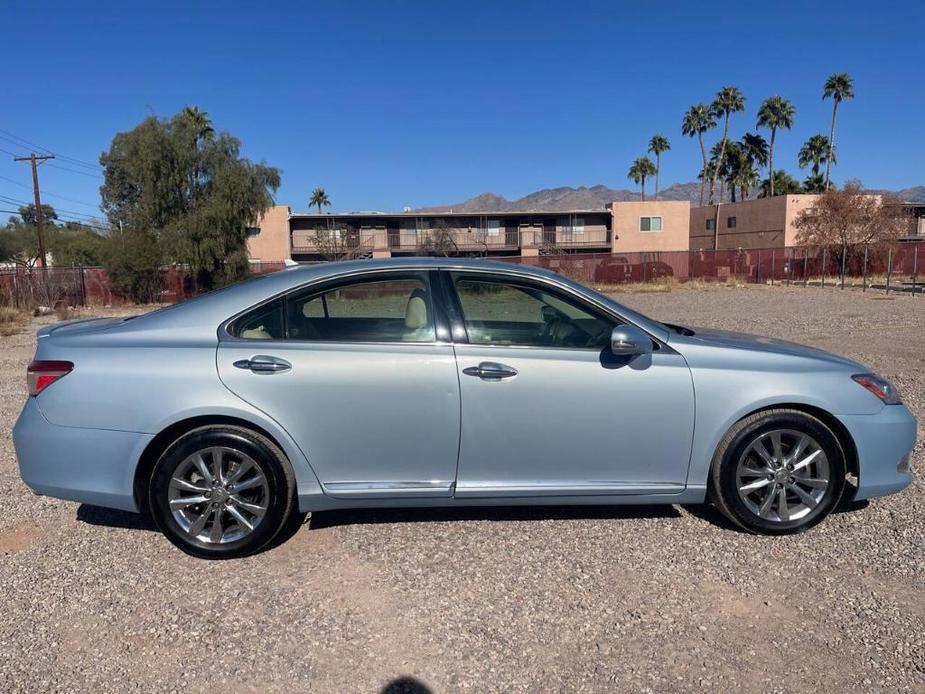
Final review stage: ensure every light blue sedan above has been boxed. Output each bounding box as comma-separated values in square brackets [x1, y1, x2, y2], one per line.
[13, 259, 916, 558]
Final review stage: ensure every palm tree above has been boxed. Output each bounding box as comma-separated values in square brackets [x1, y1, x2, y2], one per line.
[647, 135, 670, 200]
[309, 187, 331, 214]
[681, 104, 716, 206]
[708, 86, 745, 205]
[738, 132, 768, 199]
[627, 157, 658, 201]
[822, 73, 854, 189]
[759, 170, 802, 198]
[756, 96, 796, 197]
[798, 134, 832, 178]
[182, 106, 214, 143]
[802, 173, 826, 193]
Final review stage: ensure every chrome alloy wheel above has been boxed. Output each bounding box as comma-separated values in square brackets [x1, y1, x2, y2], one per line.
[167, 446, 269, 544]
[735, 429, 830, 523]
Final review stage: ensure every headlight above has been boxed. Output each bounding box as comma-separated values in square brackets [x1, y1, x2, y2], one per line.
[852, 374, 902, 405]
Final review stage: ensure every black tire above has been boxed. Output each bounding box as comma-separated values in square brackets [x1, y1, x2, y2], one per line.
[709, 409, 846, 535]
[149, 425, 296, 559]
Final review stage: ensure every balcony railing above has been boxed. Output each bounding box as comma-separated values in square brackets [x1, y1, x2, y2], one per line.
[522, 229, 612, 248]
[290, 226, 613, 255]
[389, 230, 520, 252]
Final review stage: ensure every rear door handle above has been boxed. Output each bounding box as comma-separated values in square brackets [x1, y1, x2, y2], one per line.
[462, 361, 518, 380]
[233, 355, 291, 373]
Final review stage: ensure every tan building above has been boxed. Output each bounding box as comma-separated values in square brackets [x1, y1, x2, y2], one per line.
[246, 205, 292, 262]
[248, 206, 613, 261]
[689, 195, 821, 250]
[611, 200, 690, 252]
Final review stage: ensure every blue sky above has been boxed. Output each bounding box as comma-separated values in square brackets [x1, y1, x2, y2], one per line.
[2, 0, 923, 221]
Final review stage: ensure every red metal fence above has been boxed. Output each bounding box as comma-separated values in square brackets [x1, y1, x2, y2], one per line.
[1, 245, 922, 308]
[506, 242, 925, 291]
[0, 261, 287, 308]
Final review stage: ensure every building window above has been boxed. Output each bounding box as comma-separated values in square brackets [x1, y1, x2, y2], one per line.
[705, 218, 715, 231]
[572, 216, 585, 234]
[640, 216, 662, 232]
[486, 219, 500, 236]
[727, 216, 737, 228]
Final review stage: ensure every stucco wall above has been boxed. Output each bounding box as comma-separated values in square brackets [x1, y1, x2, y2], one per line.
[689, 195, 822, 250]
[612, 201, 690, 252]
[247, 205, 291, 261]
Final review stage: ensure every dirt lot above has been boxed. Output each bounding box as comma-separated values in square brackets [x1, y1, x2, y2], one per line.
[0, 286, 922, 693]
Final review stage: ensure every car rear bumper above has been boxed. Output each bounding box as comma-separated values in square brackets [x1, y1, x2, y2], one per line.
[13, 398, 153, 512]
[837, 405, 918, 501]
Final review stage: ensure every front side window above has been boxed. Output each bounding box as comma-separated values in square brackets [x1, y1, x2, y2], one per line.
[451, 274, 615, 349]
[640, 216, 662, 232]
[727, 216, 737, 228]
[231, 273, 436, 343]
[705, 218, 715, 230]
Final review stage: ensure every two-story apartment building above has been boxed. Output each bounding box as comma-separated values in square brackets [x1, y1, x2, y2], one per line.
[248, 207, 615, 262]
[247, 201, 694, 262]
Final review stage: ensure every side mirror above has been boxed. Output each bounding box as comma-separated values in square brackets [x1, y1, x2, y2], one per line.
[611, 324, 653, 357]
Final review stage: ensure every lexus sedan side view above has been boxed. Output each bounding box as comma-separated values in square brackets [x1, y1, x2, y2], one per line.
[14, 258, 916, 558]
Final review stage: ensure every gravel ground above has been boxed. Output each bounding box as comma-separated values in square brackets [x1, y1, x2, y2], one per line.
[0, 286, 922, 693]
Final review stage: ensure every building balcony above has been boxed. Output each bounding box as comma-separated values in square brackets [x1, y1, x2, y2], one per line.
[521, 229, 612, 249]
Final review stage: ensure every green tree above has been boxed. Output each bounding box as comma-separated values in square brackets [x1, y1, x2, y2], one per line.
[627, 157, 657, 201]
[100, 228, 165, 303]
[99, 108, 280, 293]
[681, 104, 716, 207]
[309, 187, 331, 214]
[0, 205, 59, 267]
[756, 96, 796, 197]
[798, 134, 832, 178]
[49, 225, 108, 266]
[822, 73, 854, 189]
[708, 86, 746, 205]
[759, 170, 802, 198]
[647, 135, 670, 200]
[182, 106, 215, 143]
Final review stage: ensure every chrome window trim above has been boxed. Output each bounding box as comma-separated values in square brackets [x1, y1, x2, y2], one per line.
[444, 268, 672, 353]
[218, 263, 671, 352]
[219, 267, 443, 345]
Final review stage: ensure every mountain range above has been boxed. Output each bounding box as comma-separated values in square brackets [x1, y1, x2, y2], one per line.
[415, 183, 925, 213]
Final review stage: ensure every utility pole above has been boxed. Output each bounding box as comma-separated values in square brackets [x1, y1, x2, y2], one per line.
[13, 153, 55, 268]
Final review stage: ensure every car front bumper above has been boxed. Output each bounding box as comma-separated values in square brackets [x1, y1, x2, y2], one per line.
[13, 398, 153, 512]
[837, 404, 918, 501]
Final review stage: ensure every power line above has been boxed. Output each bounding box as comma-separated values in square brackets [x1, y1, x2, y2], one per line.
[0, 174, 100, 208]
[46, 162, 101, 178]
[0, 193, 104, 222]
[0, 128, 103, 171]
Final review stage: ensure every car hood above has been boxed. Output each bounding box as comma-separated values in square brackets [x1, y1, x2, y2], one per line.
[672, 326, 865, 370]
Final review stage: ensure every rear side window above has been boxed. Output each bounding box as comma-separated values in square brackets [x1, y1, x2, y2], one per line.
[231, 299, 284, 340]
[229, 273, 436, 343]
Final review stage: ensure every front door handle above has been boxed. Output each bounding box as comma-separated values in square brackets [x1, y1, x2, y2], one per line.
[462, 362, 518, 380]
[233, 355, 292, 373]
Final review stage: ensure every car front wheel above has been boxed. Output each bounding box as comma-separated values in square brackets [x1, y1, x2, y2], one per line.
[709, 409, 846, 534]
[149, 425, 295, 558]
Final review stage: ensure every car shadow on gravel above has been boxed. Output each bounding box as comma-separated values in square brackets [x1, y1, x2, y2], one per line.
[682, 496, 871, 534]
[309, 504, 682, 529]
[76, 504, 158, 531]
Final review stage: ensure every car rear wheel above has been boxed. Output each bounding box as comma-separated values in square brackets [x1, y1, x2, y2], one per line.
[709, 409, 846, 534]
[149, 425, 296, 558]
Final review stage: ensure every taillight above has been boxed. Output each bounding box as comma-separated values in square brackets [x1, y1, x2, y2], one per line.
[27, 360, 74, 396]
